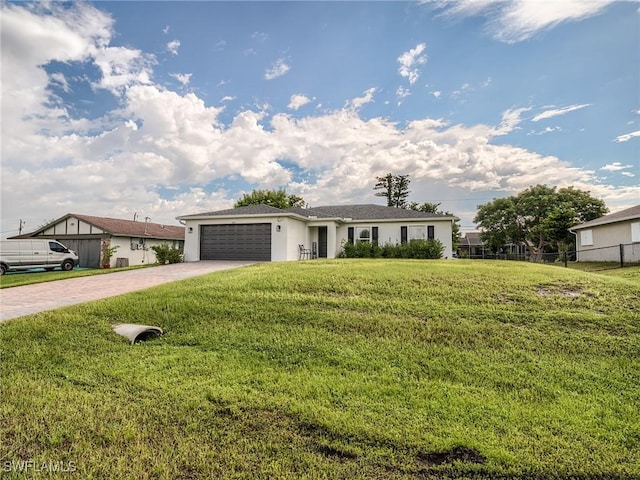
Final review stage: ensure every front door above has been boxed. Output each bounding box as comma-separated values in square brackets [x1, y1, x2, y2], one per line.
[318, 227, 328, 258]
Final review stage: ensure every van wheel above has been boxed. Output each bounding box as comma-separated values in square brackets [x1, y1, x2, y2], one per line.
[61, 260, 74, 271]
[0, 264, 6, 275]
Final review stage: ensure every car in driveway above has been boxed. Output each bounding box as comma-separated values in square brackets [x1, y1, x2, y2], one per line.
[0, 239, 78, 275]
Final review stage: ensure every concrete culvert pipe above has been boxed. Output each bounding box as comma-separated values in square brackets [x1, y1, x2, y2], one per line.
[112, 323, 163, 344]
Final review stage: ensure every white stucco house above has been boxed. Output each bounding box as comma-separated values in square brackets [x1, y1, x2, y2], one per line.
[569, 205, 640, 263]
[16, 214, 185, 268]
[177, 204, 457, 262]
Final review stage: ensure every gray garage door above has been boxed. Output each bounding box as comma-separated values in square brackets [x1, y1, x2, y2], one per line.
[57, 238, 101, 268]
[200, 223, 271, 261]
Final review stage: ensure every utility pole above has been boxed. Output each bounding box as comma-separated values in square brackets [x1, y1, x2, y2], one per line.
[18, 219, 25, 235]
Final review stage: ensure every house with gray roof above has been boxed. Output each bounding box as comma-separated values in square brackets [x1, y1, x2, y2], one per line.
[16, 214, 184, 268]
[569, 205, 640, 263]
[177, 204, 457, 262]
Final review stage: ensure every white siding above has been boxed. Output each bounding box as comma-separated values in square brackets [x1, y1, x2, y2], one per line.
[181, 215, 455, 262]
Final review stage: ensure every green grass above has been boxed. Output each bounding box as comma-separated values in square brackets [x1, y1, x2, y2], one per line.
[1, 260, 638, 479]
[0, 265, 152, 289]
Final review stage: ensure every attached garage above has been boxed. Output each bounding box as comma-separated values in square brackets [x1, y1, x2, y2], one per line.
[59, 238, 102, 268]
[200, 223, 271, 261]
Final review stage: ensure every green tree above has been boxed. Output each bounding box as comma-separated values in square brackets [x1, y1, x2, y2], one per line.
[474, 185, 607, 261]
[235, 189, 305, 209]
[408, 201, 441, 213]
[374, 173, 410, 208]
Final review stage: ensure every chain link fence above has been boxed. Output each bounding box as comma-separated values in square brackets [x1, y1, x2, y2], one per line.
[460, 243, 640, 268]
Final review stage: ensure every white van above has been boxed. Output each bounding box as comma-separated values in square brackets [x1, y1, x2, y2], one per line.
[0, 239, 78, 275]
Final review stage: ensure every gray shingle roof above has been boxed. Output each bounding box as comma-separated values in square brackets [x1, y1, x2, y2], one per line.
[183, 205, 287, 217]
[570, 205, 640, 230]
[310, 204, 454, 220]
[179, 203, 456, 221]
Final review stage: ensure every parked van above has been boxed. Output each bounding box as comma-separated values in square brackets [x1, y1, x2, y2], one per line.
[0, 239, 78, 275]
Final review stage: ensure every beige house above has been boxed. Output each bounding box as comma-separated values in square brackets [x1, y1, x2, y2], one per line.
[177, 204, 457, 262]
[569, 205, 640, 263]
[19, 214, 185, 268]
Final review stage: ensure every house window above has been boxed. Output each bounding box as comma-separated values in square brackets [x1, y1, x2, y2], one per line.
[408, 226, 426, 240]
[632, 222, 640, 243]
[348, 226, 378, 244]
[355, 227, 371, 243]
[580, 230, 593, 246]
[406, 225, 435, 241]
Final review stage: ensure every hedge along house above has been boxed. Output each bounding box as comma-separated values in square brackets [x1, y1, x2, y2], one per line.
[20, 214, 185, 268]
[176, 204, 457, 262]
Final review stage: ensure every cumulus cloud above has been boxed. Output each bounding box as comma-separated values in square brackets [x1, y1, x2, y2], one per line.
[265, 58, 290, 80]
[614, 130, 640, 142]
[398, 43, 427, 85]
[432, 0, 615, 43]
[288, 94, 311, 110]
[532, 104, 590, 122]
[1, 2, 636, 232]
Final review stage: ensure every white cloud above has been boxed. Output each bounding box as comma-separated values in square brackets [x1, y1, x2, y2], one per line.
[221, 96, 236, 103]
[494, 107, 531, 135]
[170, 73, 192, 86]
[288, 94, 311, 110]
[532, 104, 590, 122]
[615, 130, 640, 143]
[396, 86, 411, 105]
[163, 25, 170, 34]
[264, 58, 290, 80]
[622, 172, 635, 178]
[346, 88, 376, 110]
[167, 40, 180, 55]
[49, 72, 70, 93]
[433, 0, 615, 43]
[1, 2, 636, 232]
[252, 32, 269, 43]
[600, 162, 633, 172]
[432, 91, 441, 98]
[397, 43, 427, 85]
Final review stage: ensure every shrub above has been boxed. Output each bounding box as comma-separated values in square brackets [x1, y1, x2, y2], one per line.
[340, 239, 444, 259]
[151, 243, 183, 264]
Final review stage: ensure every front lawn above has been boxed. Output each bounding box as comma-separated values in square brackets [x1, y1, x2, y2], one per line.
[1, 260, 638, 479]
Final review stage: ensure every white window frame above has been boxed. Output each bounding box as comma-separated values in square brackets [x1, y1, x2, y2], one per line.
[631, 222, 640, 243]
[355, 226, 371, 243]
[580, 229, 593, 246]
[408, 225, 426, 241]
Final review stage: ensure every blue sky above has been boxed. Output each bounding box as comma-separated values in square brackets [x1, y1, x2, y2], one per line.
[1, 1, 638, 237]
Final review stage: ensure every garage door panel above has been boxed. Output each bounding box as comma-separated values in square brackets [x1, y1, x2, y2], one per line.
[200, 224, 271, 261]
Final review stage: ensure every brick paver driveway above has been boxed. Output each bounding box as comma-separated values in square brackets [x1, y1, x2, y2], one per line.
[0, 261, 256, 323]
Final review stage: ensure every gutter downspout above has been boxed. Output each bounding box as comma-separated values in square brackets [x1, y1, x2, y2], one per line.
[569, 229, 578, 262]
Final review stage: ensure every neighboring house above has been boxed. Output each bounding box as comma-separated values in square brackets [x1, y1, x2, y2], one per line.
[176, 204, 457, 262]
[13, 214, 185, 268]
[457, 232, 487, 258]
[569, 205, 640, 263]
